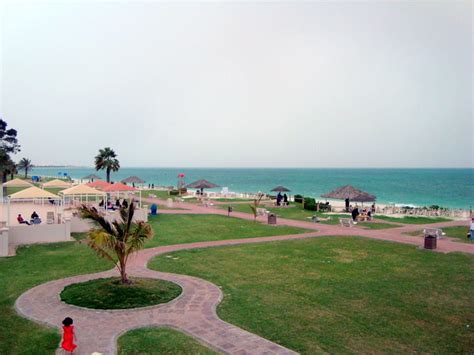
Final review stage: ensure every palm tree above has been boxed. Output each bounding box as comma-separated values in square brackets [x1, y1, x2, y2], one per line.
[79, 201, 153, 284]
[17, 158, 33, 178]
[95, 147, 120, 183]
[249, 193, 265, 221]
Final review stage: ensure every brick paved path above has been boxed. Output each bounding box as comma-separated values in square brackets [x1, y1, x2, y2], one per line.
[15, 198, 473, 354]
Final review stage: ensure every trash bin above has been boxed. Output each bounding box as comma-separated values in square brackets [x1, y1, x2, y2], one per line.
[268, 213, 277, 225]
[150, 204, 158, 216]
[424, 234, 437, 249]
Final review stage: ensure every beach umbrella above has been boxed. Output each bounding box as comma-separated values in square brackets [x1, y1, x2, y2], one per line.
[321, 185, 376, 202]
[121, 176, 145, 184]
[82, 174, 101, 181]
[271, 186, 291, 192]
[185, 179, 220, 189]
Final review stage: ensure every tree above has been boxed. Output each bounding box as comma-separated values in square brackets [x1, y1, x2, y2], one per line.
[0, 119, 20, 184]
[18, 158, 33, 178]
[249, 193, 265, 221]
[95, 147, 120, 183]
[79, 201, 153, 284]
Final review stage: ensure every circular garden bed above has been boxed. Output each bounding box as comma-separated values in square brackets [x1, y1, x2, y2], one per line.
[60, 277, 182, 310]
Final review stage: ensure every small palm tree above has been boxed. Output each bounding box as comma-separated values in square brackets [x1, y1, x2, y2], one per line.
[79, 201, 153, 284]
[17, 158, 33, 178]
[94, 147, 120, 183]
[249, 193, 265, 221]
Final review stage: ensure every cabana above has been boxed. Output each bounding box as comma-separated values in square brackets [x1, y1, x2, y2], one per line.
[59, 184, 105, 206]
[1, 178, 34, 203]
[185, 179, 220, 196]
[321, 185, 376, 210]
[6, 186, 62, 226]
[86, 180, 111, 189]
[102, 182, 141, 207]
[82, 174, 101, 182]
[42, 179, 71, 189]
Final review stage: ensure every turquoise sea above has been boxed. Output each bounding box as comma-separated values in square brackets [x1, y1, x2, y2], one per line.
[30, 167, 473, 209]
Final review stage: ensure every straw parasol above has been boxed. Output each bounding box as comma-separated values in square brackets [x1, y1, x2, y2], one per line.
[82, 174, 101, 181]
[185, 179, 220, 189]
[271, 186, 291, 192]
[321, 185, 376, 202]
[122, 176, 145, 184]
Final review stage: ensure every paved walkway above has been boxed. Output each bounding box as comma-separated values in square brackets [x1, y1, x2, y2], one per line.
[15, 198, 473, 354]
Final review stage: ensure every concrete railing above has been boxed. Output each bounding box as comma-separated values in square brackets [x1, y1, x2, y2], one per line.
[8, 217, 72, 246]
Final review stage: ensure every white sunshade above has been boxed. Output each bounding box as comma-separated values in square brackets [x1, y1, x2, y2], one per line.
[9, 186, 61, 199]
[59, 184, 105, 196]
[3, 178, 33, 187]
[42, 179, 71, 188]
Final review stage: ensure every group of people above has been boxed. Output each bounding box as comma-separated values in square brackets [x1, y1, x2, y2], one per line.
[98, 198, 129, 211]
[17, 211, 42, 225]
[350, 204, 376, 222]
[276, 192, 289, 206]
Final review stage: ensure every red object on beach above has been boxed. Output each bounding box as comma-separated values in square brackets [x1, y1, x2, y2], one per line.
[178, 173, 185, 178]
[61, 325, 77, 352]
[86, 180, 111, 189]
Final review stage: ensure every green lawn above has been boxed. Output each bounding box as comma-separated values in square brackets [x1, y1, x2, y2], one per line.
[442, 226, 473, 244]
[61, 277, 182, 309]
[150, 237, 474, 354]
[118, 327, 217, 355]
[141, 190, 177, 200]
[0, 242, 110, 353]
[375, 215, 451, 224]
[222, 203, 351, 225]
[145, 214, 310, 248]
[357, 222, 402, 230]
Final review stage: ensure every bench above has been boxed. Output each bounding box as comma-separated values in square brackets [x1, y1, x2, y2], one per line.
[257, 208, 269, 216]
[340, 218, 354, 228]
[423, 228, 445, 239]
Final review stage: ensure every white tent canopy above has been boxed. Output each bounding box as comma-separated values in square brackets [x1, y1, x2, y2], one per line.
[3, 178, 33, 187]
[59, 184, 105, 196]
[9, 186, 61, 200]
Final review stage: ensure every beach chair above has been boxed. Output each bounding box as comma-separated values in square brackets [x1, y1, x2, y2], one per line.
[339, 218, 354, 228]
[46, 212, 55, 224]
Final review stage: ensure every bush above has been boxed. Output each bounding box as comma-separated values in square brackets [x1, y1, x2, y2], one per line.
[304, 197, 316, 211]
[169, 190, 179, 195]
[294, 194, 303, 203]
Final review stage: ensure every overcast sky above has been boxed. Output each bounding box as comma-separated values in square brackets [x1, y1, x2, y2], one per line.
[1, 0, 472, 168]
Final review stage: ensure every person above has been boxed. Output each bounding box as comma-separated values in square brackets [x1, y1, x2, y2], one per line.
[106, 201, 116, 210]
[283, 194, 289, 206]
[469, 218, 474, 240]
[276, 192, 282, 206]
[17, 214, 30, 225]
[122, 199, 128, 209]
[61, 317, 77, 354]
[98, 199, 104, 207]
[371, 203, 376, 214]
[31, 211, 39, 220]
[115, 199, 121, 208]
[345, 198, 350, 212]
[351, 207, 359, 222]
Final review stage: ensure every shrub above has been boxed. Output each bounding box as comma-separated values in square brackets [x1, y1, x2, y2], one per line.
[169, 190, 179, 195]
[294, 194, 303, 203]
[304, 197, 316, 211]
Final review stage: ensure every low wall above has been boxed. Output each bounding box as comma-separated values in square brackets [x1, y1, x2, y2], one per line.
[0, 228, 8, 257]
[8, 218, 72, 245]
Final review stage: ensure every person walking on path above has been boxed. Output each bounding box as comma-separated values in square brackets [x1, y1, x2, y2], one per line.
[61, 317, 77, 354]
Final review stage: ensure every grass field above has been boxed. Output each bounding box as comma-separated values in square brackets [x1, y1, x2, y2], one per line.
[145, 214, 310, 248]
[118, 327, 217, 354]
[150, 237, 474, 354]
[61, 277, 182, 309]
[442, 226, 473, 244]
[375, 215, 451, 224]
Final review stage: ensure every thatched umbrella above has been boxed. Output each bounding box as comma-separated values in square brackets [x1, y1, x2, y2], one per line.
[271, 186, 291, 192]
[82, 174, 101, 182]
[122, 176, 145, 186]
[185, 179, 220, 194]
[322, 185, 375, 210]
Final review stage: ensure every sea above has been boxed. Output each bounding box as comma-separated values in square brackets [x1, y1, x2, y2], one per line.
[29, 167, 473, 210]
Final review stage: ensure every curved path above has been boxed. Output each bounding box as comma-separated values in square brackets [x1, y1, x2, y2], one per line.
[15, 199, 473, 354]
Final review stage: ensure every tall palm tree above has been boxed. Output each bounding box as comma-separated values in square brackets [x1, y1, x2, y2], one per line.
[79, 201, 153, 284]
[17, 158, 33, 178]
[95, 147, 120, 183]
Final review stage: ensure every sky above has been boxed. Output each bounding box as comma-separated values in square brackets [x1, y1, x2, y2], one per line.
[1, 0, 472, 168]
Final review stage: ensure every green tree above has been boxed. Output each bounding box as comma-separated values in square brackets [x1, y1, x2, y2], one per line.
[95, 147, 120, 183]
[17, 158, 33, 178]
[79, 201, 153, 284]
[0, 119, 20, 184]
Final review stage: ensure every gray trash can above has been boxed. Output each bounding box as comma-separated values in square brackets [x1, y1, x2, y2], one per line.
[268, 213, 277, 225]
